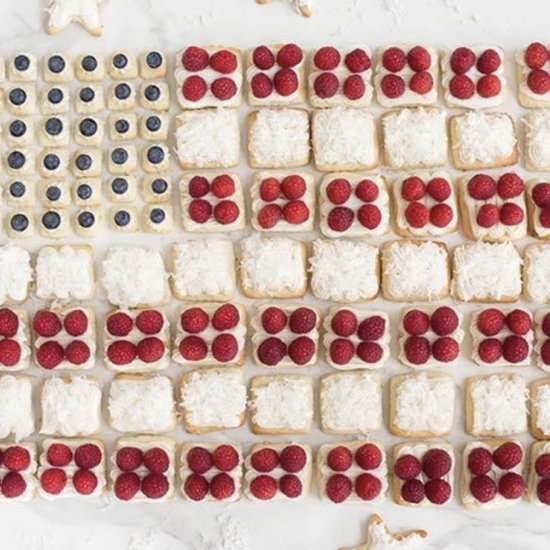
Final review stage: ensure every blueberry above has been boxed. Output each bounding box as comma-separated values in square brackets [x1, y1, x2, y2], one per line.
[76, 154, 92, 171]
[151, 178, 168, 195]
[81, 55, 98, 72]
[42, 211, 61, 230]
[9, 88, 26, 106]
[111, 148, 128, 165]
[150, 208, 165, 224]
[9, 181, 26, 198]
[10, 213, 28, 232]
[77, 183, 93, 200]
[45, 117, 63, 136]
[8, 151, 26, 170]
[79, 87, 95, 103]
[9, 120, 27, 138]
[114, 83, 131, 100]
[147, 146, 164, 165]
[146, 116, 161, 132]
[111, 178, 128, 194]
[146, 51, 163, 69]
[43, 154, 60, 171]
[113, 53, 128, 69]
[46, 186, 61, 202]
[14, 55, 30, 71]
[48, 55, 66, 74]
[79, 118, 98, 137]
[114, 210, 131, 227]
[115, 119, 129, 134]
[144, 85, 160, 101]
[78, 211, 95, 228]
[48, 88, 63, 104]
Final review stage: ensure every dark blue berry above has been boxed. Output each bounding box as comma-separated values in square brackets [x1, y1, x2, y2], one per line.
[45, 117, 63, 136]
[77, 184, 92, 200]
[9, 181, 26, 198]
[151, 178, 168, 195]
[79, 118, 98, 137]
[48, 55, 65, 74]
[8, 151, 26, 170]
[14, 55, 30, 71]
[146, 116, 161, 132]
[80, 87, 95, 102]
[78, 211, 95, 228]
[10, 213, 28, 232]
[9, 120, 27, 138]
[115, 119, 130, 134]
[144, 85, 160, 101]
[43, 154, 60, 171]
[111, 178, 128, 194]
[146, 51, 163, 69]
[76, 154, 92, 171]
[9, 88, 26, 106]
[48, 88, 63, 104]
[46, 186, 61, 202]
[42, 211, 61, 230]
[115, 83, 131, 100]
[114, 210, 131, 227]
[111, 148, 128, 165]
[81, 55, 98, 72]
[149, 208, 165, 224]
[147, 146, 164, 165]
[113, 53, 128, 69]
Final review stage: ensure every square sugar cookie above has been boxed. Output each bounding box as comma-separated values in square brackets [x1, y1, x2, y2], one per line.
[0, 375, 34, 441]
[516, 43, 550, 108]
[524, 110, 550, 171]
[531, 378, 550, 439]
[534, 313, 550, 373]
[527, 441, 550, 505]
[0, 245, 32, 304]
[527, 180, 550, 239]
[524, 244, 550, 303]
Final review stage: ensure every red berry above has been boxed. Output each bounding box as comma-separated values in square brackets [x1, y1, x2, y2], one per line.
[182, 75, 207, 101]
[450, 47, 476, 74]
[500, 203, 524, 226]
[498, 472, 525, 500]
[329, 339, 354, 365]
[493, 442, 523, 470]
[40, 468, 67, 494]
[343, 75, 366, 99]
[0, 339, 20, 366]
[1, 472, 26, 498]
[476, 204, 499, 228]
[356, 341, 383, 364]
[249, 475, 277, 500]
[314, 47, 341, 70]
[279, 474, 302, 498]
[280, 445, 306, 473]
[409, 71, 433, 94]
[422, 449, 452, 479]
[538, 478, 550, 504]
[478, 338, 502, 363]
[449, 74, 475, 99]
[355, 179, 379, 202]
[143, 447, 169, 474]
[179, 336, 207, 361]
[525, 42, 548, 69]
[477, 74, 501, 97]
[276, 44, 303, 68]
[542, 340, 550, 365]
[314, 72, 339, 98]
[502, 335, 529, 363]
[251, 448, 279, 473]
[211, 174, 235, 198]
[431, 306, 459, 335]
[403, 309, 429, 335]
[327, 446, 353, 472]
[326, 178, 352, 205]
[288, 336, 315, 365]
[468, 174, 497, 200]
[212, 333, 238, 362]
[281, 174, 306, 200]
[187, 447, 212, 474]
[355, 443, 382, 470]
[188, 176, 210, 198]
[357, 315, 385, 341]
[425, 478, 451, 504]
[253, 46, 275, 70]
[470, 475, 497, 503]
[382, 46, 406, 72]
[404, 202, 429, 228]
[355, 473, 382, 501]
[141, 473, 169, 499]
[181, 307, 209, 333]
[506, 309, 531, 335]
[259, 177, 280, 201]
[261, 307, 287, 334]
[404, 336, 430, 364]
[184, 473, 209, 501]
[114, 472, 140, 501]
[250, 73, 273, 98]
[327, 206, 354, 232]
[107, 340, 136, 365]
[477, 308, 505, 336]
[33, 310, 61, 337]
[401, 176, 425, 201]
[182, 46, 209, 71]
[467, 447, 493, 476]
[209, 50, 237, 74]
[47, 443, 72, 467]
[212, 445, 239, 472]
[427, 177, 451, 201]
[408, 46, 431, 71]
[541, 207, 550, 228]
[0, 309, 18, 338]
[543, 313, 550, 336]
[107, 311, 133, 336]
[36, 341, 64, 369]
[134, 310, 164, 335]
[188, 199, 212, 223]
[214, 202, 239, 228]
[257, 337, 286, 366]
[536, 454, 550, 478]
[345, 48, 371, 72]
[65, 340, 91, 365]
[430, 203, 453, 227]
[116, 447, 143, 472]
[212, 304, 240, 331]
[289, 307, 316, 334]
[62, 309, 88, 337]
[381, 74, 405, 98]
[3, 446, 30, 471]
[283, 200, 309, 224]
[210, 473, 235, 500]
[527, 69, 550, 94]
[75, 443, 102, 469]
[394, 454, 422, 480]
[497, 172, 524, 199]
[401, 479, 425, 503]
[325, 474, 352, 503]
[477, 48, 501, 74]
[432, 337, 459, 362]
[331, 310, 357, 337]
[73, 469, 98, 495]
[257, 204, 282, 229]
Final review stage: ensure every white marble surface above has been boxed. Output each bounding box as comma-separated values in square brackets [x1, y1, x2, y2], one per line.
[2, 0, 550, 549]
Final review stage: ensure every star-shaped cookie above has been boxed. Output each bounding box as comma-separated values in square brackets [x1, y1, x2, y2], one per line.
[256, 0, 313, 17]
[47, 0, 104, 36]
[340, 515, 428, 550]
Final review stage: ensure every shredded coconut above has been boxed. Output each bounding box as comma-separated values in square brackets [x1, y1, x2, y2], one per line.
[525, 109, 550, 170]
[0, 376, 34, 441]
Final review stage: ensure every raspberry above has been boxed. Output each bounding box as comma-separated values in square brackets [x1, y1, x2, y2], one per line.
[427, 177, 451, 201]
[425, 479, 451, 504]
[331, 310, 357, 337]
[477, 308, 505, 336]
[401, 177, 425, 201]
[326, 178, 352, 204]
[212, 445, 239, 471]
[289, 307, 316, 334]
[325, 474, 352, 503]
[141, 473, 169, 499]
[249, 475, 278, 500]
[497, 172, 524, 199]
[422, 449, 452, 479]
[527, 69, 550, 94]
[450, 47, 476, 74]
[343, 75, 365, 99]
[382, 46, 406, 72]
[314, 72, 339, 98]
[401, 479, 425, 503]
[404, 336, 430, 364]
[33, 310, 61, 337]
[188, 176, 210, 198]
[143, 447, 169, 474]
[541, 207, 550, 228]
[314, 47, 341, 70]
[211, 174, 235, 198]
[184, 474, 209, 501]
[535, 454, 550, 477]
[409, 46, 432, 71]
[114, 472, 140, 501]
[283, 200, 309, 224]
[63, 309, 88, 336]
[542, 340, 550, 365]
[40, 468, 67, 494]
[478, 338, 502, 363]
[251, 448, 279, 473]
[212, 304, 240, 331]
[188, 199, 212, 223]
[0, 339, 21, 366]
[36, 341, 64, 369]
[281, 174, 306, 200]
[477, 48, 501, 73]
[498, 472, 525, 499]
[403, 309, 430, 335]
[212, 333, 238, 362]
[357, 315, 385, 341]
[279, 474, 302, 498]
[358, 206, 380, 229]
[409, 71, 433, 94]
[355, 179, 379, 202]
[355, 443, 382, 470]
[525, 42, 548, 69]
[356, 342, 383, 363]
[3, 446, 30, 471]
[329, 339, 354, 365]
[65, 340, 91, 365]
[182, 75, 207, 101]
[449, 74, 475, 98]
[432, 337, 459, 362]
[502, 335, 529, 363]
[181, 307, 209, 333]
[182, 46, 209, 71]
[394, 454, 422, 480]
[537, 478, 550, 505]
[1, 472, 26, 498]
[209, 50, 237, 74]
[280, 445, 306, 473]
[187, 446, 213, 474]
[345, 48, 371, 72]
[252, 46, 275, 70]
[257, 204, 282, 228]
[468, 174, 497, 200]
[355, 473, 382, 501]
[276, 44, 303, 67]
[431, 306, 459, 335]
[476, 204, 499, 228]
[500, 202, 524, 226]
[259, 177, 280, 201]
[210, 473, 235, 500]
[250, 73, 273, 98]
[506, 309, 531, 335]
[107, 340, 136, 365]
[380, 74, 405, 98]
[179, 336, 207, 361]
[135, 310, 164, 334]
[493, 442, 523, 470]
[73, 469, 98, 495]
[327, 206, 354, 232]
[47, 443, 72, 467]
[543, 313, 550, 336]
[288, 336, 315, 365]
[404, 202, 429, 228]
[257, 337, 286, 366]
[327, 446, 353, 472]
[75, 443, 102, 469]
[261, 307, 287, 334]
[477, 74, 501, 97]
[0, 309, 18, 339]
[116, 447, 143, 472]
[467, 447, 493, 475]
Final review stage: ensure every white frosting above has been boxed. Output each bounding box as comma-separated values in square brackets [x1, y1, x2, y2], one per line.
[172, 240, 236, 299]
[0, 245, 32, 303]
[312, 107, 377, 169]
[310, 239, 379, 302]
[40, 376, 101, 436]
[181, 369, 246, 429]
[469, 375, 528, 435]
[382, 108, 447, 169]
[176, 109, 239, 168]
[249, 109, 310, 167]
[36, 246, 94, 301]
[393, 373, 455, 434]
[0, 442, 36, 502]
[251, 376, 313, 431]
[534, 383, 550, 435]
[452, 241, 522, 302]
[524, 110, 550, 170]
[47, 0, 103, 32]
[383, 240, 448, 301]
[0, 376, 34, 441]
[102, 246, 168, 307]
[516, 48, 550, 106]
[525, 245, 550, 303]
[321, 372, 382, 433]
[240, 236, 305, 296]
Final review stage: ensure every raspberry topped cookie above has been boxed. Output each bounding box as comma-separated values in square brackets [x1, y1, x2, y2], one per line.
[0, 308, 30, 371]
[527, 180, 550, 238]
[0, 443, 36, 501]
[529, 441, 550, 505]
[516, 42, 550, 108]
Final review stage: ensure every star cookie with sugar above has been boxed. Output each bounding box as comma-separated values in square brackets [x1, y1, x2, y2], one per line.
[47, 0, 104, 36]
[256, 0, 313, 17]
[340, 515, 427, 550]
